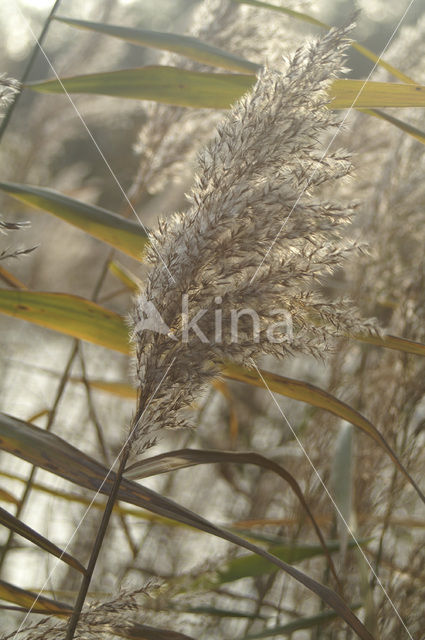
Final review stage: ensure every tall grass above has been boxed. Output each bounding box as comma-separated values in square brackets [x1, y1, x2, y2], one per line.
[0, 1, 424, 639]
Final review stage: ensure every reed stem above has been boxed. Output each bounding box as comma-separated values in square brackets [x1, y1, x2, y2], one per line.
[0, 0, 62, 145]
[64, 444, 131, 640]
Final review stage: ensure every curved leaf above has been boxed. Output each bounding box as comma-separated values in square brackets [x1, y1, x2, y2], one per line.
[358, 109, 425, 145]
[71, 373, 425, 507]
[0, 290, 129, 353]
[109, 260, 141, 292]
[0, 506, 85, 574]
[125, 448, 340, 586]
[0, 412, 372, 640]
[224, 363, 425, 505]
[0, 181, 148, 260]
[55, 16, 260, 74]
[0, 470, 179, 527]
[1, 287, 420, 500]
[217, 539, 364, 584]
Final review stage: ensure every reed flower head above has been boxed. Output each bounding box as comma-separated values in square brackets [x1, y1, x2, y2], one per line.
[0, 74, 19, 114]
[2, 588, 150, 640]
[131, 24, 375, 452]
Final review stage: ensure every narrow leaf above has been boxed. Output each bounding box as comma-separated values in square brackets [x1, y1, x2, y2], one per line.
[230, 0, 415, 84]
[74, 377, 137, 399]
[0, 266, 28, 289]
[357, 332, 425, 357]
[2, 286, 420, 501]
[217, 539, 363, 584]
[0, 506, 85, 574]
[0, 470, 179, 527]
[224, 364, 425, 505]
[27, 66, 254, 109]
[0, 181, 148, 259]
[125, 448, 340, 586]
[28, 67, 425, 110]
[0, 290, 129, 353]
[0, 413, 373, 640]
[330, 79, 425, 109]
[2, 286, 424, 361]
[240, 607, 360, 638]
[0, 578, 71, 615]
[55, 16, 260, 74]
[109, 260, 142, 292]
[359, 109, 425, 145]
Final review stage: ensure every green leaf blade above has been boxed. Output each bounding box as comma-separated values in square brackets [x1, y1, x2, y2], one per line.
[359, 109, 425, 145]
[55, 16, 260, 74]
[27, 66, 255, 109]
[217, 539, 362, 584]
[0, 181, 148, 259]
[28, 68, 425, 110]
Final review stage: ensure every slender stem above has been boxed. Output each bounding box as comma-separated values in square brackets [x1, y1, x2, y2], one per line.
[0, 340, 78, 572]
[0, 0, 62, 145]
[64, 443, 131, 640]
[78, 345, 138, 557]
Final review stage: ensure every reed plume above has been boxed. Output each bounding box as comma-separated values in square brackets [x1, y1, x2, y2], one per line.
[1, 588, 154, 640]
[0, 74, 19, 114]
[131, 23, 375, 453]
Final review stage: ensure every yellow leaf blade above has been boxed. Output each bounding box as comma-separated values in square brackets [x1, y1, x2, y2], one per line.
[0, 290, 129, 353]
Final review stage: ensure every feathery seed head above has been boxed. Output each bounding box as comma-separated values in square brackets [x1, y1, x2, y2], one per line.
[131, 24, 375, 452]
[0, 74, 20, 114]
